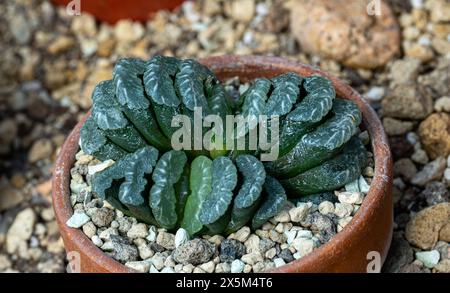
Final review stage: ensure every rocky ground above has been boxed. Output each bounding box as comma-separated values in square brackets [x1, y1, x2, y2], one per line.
[0, 0, 449, 273]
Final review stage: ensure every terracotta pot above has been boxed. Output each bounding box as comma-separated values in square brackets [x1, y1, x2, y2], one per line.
[52, 55, 393, 273]
[51, 0, 186, 24]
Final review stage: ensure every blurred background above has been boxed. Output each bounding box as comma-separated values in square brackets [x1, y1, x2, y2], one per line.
[0, 0, 449, 273]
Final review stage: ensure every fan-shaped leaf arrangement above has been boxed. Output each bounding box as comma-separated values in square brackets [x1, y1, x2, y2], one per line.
[80, 56, 367, 236]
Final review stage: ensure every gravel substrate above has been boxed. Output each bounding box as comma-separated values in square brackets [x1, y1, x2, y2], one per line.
[67, 129, 374, 273]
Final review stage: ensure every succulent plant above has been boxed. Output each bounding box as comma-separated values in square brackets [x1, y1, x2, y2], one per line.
[80, 56, 367, 236]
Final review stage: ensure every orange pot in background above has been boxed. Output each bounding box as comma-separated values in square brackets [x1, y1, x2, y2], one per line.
[51, 0, 186, 24]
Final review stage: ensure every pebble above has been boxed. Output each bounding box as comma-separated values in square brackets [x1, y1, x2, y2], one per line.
[273, 210, 290, 223]
[381, 84, 432, 120]
[411, 156, 447, 186]
[173, 239, 215, 265]
[418, 113, 450, 160]
[220, 239, 246, 263]
[318, 201, 335, 215]
[241, 252, 264, 265]
[175, 228, 189, 248]
[87, 160, 115, 175]
[92, 235, 103, 247]
[334, 203, 353, 218]
[66, 211, 90, 228]
[161, 267, 175, 273]
[243, 234, 260, 253]
[215, 262, 231, 273]
[291, 238, 315, 257]
[149, 265, 159, 273]
[28, 139, 53, 163]
[0, 182, 24, 212]
[415, 250, 440, 269]
[273, 257, 286, 268]
[146, 225, 157, 242]
[231, 259, 245, 273]
[150, 252, 166, 271]
[337, 217, 353, 232]
[405, 203, 450, 249]
[125, 260, 150, 273]
[82, 222, 97, 238]
[91, 207, 114, 228]
[364, 87, 385, 102]
[156, 231, 175, 250]
[289, 203, 310, 222]
[336, 191, 364, 205]
[199, 261, 215, 273]
[231, 226, 251, 242]
[289, 0, 399, 69]
[278, 249, 294, 263]
[265, 248, 277, 259]
[104, 235, 138, 262]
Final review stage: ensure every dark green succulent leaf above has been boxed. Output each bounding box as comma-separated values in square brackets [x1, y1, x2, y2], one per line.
[199, 156, 237, 230]
[181, 156, 213, 235]
[91, 80, 127, 130]
[252, 176, 287, 230]
[266, 72, 302, 116]
[150, 150, 188, 229]
[119, 147, 159, 206]
[206, 80, 232, 120]
[175, 59, 211, 112]
[91, 147, 157, 203]
[175, 164, 191, 226]
[152, 103, 182, 139]
[303, 98, 361, 150]
[266, 98, 361, 178]
[103, 124, 147, 153]
[281, 136, 367, 196]
[80, 116, 127, 161]
[121, 106, 171, 150]
[80, 116, 107, 155]
[287, 76, 335, 123]
[227, 155, 266, 232]
[113, 58, 149, 109]
[144, 55, 181, 107]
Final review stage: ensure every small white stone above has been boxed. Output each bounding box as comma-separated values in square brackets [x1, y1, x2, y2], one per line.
[193, 267, 206, 273]
[243, 264, 252, 273]
[199, 261, 215, 273]
[293, 252, 302, 259]
[125, 261, 150, 273]
[182, 264, 195, 273]
[233, 226, 251, 242]
[336, 191, 363, 204]
[241, 252, 264, 265]
[150, 253, 166, 271]
[284, 230, 297, 244]
[345, 179, 360, 192]
[289, 203, 310, 222]
[161, 267, 175, 273]
[175, 228, 189, 248]
[231, 259, 245, 273]
[127, 223, 148, 239]
[149, 265, 159, 273]
[334, 203, 353, 218]
[444, 168, 450, 184]
[87, 159, 115, 175]
[273, 210, 290, 223]
[92, 235, 103, 247]
[415, 250, 440, 269]
[296, 230, 313, 239]
[99, 227, 118, 240]
[406, 132, 419, 145]
[291, 238, 315, 257]
[273, 258, 286, 268]
[146, 225, 157, 242]
[215, 262, 231, 273]
[318, 201, 335, 215]
[358, 176, 370, 194]
[337, 216, 353, 232]
[265, 247, 277, 259]
[66, 211, 90, 228]
[364, 87, 385, 102]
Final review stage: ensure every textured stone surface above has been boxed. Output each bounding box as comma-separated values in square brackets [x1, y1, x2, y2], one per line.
[405, 203, 450, 249]
[419, 113, 450, 160]
[289, 0, 400, 69]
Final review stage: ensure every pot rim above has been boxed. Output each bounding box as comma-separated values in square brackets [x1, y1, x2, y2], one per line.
[52, 55, 393, 273]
